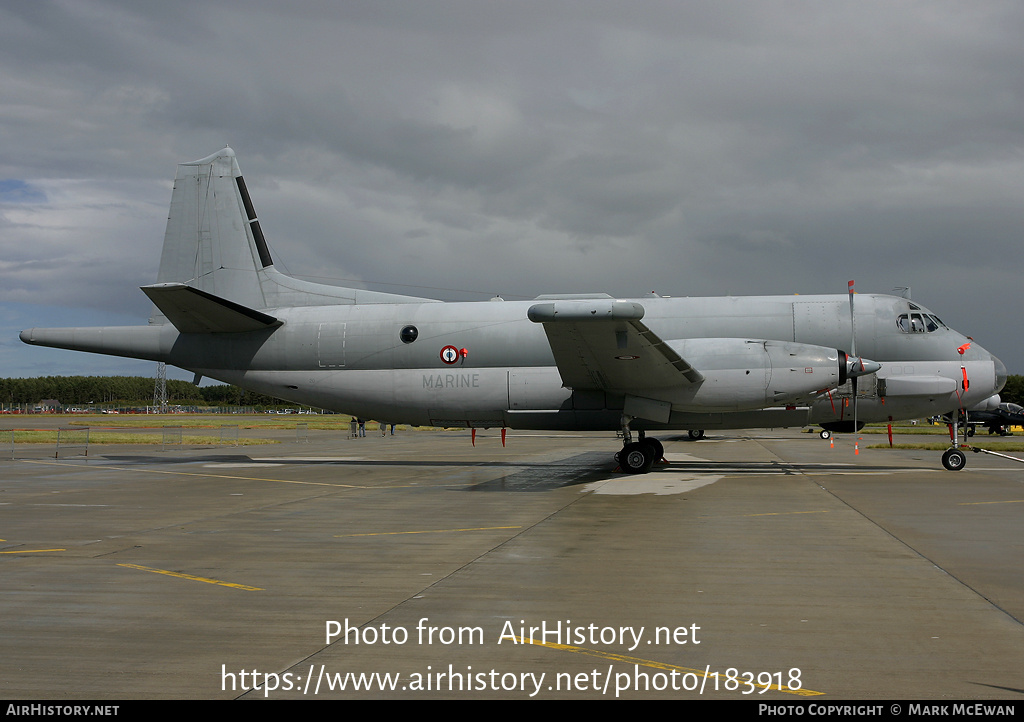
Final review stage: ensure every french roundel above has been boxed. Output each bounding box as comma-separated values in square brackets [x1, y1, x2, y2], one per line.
[440, 345, 460, 365]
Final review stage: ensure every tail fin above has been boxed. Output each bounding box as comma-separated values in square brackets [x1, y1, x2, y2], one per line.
[152, 148, 269, 320]
[150, 148, 436, 325]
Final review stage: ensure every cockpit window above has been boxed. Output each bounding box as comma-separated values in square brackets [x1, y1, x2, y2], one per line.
[897, 313, 946, 334]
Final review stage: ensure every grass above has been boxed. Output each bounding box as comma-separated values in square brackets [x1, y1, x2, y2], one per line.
[859, 425, 949, 435]
[868, 441, 1024, 452]
[3, 429, 275, 445]
[0, 413, 422, 445]
[8, 413, 433, 433]
[57, 413, 357, 431]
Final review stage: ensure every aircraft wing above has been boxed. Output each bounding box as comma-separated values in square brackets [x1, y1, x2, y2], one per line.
[527, 300, 703, 392]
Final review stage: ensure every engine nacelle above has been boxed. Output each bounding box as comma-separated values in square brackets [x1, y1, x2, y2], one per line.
[660, 338, 846, 411]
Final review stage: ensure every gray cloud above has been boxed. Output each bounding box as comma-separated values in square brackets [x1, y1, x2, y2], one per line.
[2, 0, 1023, 377]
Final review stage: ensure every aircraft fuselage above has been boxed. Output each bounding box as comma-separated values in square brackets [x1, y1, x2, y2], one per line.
[23, 291, 1002, 432]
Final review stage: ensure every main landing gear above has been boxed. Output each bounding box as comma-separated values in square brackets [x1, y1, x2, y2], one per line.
[618, 439, 662, 474]
[615, 416, 667, 474]
[615, 416, 704, 474]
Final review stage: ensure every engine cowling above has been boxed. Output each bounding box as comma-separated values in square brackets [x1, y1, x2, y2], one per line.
[660, 338, 851, 411]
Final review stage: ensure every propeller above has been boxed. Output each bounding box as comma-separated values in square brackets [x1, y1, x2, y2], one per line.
[845, 280, 883, 453]
[849, 280, 859, 453]
[818, 281, 881, 441]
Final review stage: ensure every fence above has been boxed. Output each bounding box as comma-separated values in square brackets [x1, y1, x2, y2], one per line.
[56, 427, 90, 458]
[161, 426, 182, 451]
[220, 425, 239, 446]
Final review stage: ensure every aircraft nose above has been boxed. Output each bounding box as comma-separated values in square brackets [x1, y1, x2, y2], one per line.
[960, 341, 1006, 395]
[993, 353, 1007, 394]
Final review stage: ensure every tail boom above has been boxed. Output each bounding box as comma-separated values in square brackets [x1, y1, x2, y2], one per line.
[20, 325, 175, 363]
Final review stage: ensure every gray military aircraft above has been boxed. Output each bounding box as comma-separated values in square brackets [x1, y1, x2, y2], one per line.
[21, 148, 1007, 472]
[944, 400, 1024, 437]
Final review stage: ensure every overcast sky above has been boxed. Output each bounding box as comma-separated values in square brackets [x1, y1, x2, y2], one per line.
[2, 0, 1023, 381]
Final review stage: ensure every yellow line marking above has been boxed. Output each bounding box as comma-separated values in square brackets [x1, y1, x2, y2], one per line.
[117, 563, 263, 591]
[697, 510, 830, 520]
[514, 636, 823, 696]
[960, 499, 1024, 506]
[742, 510, 830, 517]
[0, 548, 66, 553]
[336, 526, 522, 538]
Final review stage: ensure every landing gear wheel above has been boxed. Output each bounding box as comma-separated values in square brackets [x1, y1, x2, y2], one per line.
[620, 442, 656, 474]
[819, 429, 832, 440]
[687, 429, 705, 440]
[647, 438, 665, 462]
[941, 448, 967, 471]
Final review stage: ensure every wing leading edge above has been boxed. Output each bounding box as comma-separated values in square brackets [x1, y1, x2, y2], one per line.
[527, 300, 704, 392]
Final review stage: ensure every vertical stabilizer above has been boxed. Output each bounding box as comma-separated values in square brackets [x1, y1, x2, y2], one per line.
[149, 149, 439, 324]
[151, 147, 270, 322]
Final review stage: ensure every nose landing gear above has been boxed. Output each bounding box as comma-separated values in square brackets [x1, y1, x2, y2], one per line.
[941, 447, 967, 471]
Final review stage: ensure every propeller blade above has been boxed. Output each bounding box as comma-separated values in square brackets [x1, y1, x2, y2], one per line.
[848, 280, 856, 356]
[849, 280, 858, 451]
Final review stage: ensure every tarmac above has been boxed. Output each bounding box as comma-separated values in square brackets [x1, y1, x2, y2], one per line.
[1, 419, 1023, 699]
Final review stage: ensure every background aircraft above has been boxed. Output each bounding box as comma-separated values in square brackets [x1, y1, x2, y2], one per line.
[21, 149, 1006, 472]
[944, 401, 1024, 437]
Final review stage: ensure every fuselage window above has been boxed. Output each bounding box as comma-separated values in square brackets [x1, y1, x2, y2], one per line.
[897, 313, 944, 334]
[898, 314, 922, 333]
[400, 325, 419, 344]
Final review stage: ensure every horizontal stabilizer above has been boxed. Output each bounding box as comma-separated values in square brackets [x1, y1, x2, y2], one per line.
[141, 283, 282, 334]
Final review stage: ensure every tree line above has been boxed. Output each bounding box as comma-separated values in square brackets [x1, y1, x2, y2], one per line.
[999, 374, 1024, 407]
[0, 376, 287, 408]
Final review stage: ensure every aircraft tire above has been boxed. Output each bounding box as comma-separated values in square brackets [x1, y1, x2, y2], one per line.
[647, 438, 665, 462]
[819, 429, 832, 440]
[941, 448, 967, 472]
[620, 442, 656, 474]
[687, 429, 705, 440]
